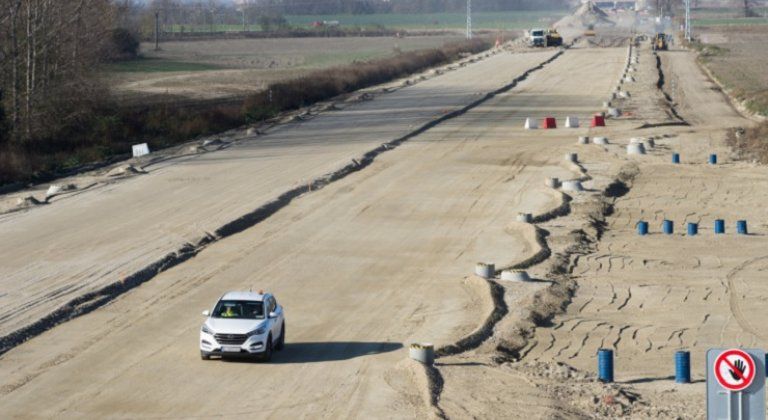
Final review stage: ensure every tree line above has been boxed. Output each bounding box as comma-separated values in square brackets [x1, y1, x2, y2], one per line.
[0, 0, 117, 145]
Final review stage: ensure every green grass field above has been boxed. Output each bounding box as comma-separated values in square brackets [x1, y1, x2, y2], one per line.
[164, 11, 567, 33]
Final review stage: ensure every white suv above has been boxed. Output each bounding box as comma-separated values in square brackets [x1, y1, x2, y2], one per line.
[200, 291, 285, 361]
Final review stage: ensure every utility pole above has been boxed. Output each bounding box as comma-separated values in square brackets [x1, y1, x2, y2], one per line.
[154, 11, 160, 51]
[466, 0, 472, 40]
[684, 0, 692, 41]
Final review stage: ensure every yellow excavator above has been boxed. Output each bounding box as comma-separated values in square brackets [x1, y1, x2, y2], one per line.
[546, 29, 563, 47]
[653, 33, 668, 51]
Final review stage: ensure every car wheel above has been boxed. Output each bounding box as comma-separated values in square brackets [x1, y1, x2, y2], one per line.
[261, 335, 273, 362]
[275, 322, 285, 351]
[200, 351, 211, 360]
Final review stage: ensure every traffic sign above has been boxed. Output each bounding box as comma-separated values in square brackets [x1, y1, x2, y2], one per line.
[707, 348, 766, 420]
[714, 348, 756, 392]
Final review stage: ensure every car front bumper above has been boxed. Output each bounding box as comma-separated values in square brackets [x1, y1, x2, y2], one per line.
[200, 332, 268, 355]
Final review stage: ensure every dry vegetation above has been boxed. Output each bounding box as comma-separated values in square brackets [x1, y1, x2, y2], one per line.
[0, 38, 490, 187]
[694, 25, 768, 116]
[109, 35, 465, 103]
[727, 122, 768, 163]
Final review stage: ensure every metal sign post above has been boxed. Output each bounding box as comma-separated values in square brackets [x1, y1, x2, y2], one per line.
[707, 348, 765, 420]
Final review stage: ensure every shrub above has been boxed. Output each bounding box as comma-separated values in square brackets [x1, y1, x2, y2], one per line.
[106, 28, 140, 60]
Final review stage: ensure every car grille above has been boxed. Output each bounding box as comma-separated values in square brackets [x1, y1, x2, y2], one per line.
[214, 333, 248, 345]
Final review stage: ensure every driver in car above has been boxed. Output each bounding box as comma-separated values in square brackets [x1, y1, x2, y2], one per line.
[220, 305, 238, 318]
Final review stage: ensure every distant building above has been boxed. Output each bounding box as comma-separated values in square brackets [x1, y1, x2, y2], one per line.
[594, 1, 638, 10]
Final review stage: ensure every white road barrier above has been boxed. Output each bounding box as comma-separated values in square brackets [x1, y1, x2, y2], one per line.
[524, 117, 538, 130]
[565, 116, 580, 128]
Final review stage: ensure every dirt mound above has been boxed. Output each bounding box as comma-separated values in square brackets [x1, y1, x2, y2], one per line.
[555, 1, 615, 32]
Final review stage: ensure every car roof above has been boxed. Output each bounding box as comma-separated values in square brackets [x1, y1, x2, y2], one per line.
[221, 291, 269, 302]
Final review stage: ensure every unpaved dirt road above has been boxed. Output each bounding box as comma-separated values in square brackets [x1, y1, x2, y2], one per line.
[0, 45, 623, 418]
[2, 25, 763, 418]
[0, 50, 557, 341]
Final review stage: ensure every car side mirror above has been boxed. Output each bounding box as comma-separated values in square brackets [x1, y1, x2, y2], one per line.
[202, 310, 210, 316]
[269, 311, 277, 319]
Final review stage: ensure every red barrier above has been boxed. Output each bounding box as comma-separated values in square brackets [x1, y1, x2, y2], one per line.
[591, 114, 606, 127]
[542, 117, 557, 129]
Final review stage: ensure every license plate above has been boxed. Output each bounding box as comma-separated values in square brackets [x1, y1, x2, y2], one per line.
[222, 346, 241, 353]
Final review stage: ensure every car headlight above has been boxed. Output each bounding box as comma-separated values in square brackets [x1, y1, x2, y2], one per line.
[201, 324, 215, 335]
[247, 326, 267, 336]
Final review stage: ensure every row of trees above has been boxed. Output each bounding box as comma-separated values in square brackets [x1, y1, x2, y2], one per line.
[0, 0, 115, 144]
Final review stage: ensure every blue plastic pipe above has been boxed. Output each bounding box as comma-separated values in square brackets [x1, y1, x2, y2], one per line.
[709, 154, 717, 165]
[663, 220, 674, 235]
[714, 219, 725, 234]
[672, 153, 680, 164]
[675, 351, 691, 383]
[737, 220, 748, 235]
[637, 221, 649, 236]
[598, 348, 614, 383]
[687, 222, 698, 236]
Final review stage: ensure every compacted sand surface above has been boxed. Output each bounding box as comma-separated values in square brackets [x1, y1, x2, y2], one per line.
[0, 27, 764, 419]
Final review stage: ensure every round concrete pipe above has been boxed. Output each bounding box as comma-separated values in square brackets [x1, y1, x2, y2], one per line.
[627, 143, 646, 155]
[501, 270, 531, 282]
[645, 138, 655, 148]
[545, 177, 560, 188]
[578, 136, 590, 145]
[561, 180, 584, 192]
[409, 343, 435, 365]
[607, 108, 621, 117]
[565, 153, 578, 163]
[603, 101, 611, 108]
[516, 213, 533, 223]
[593, 137, 609, 145]
[475, 262, 495, 279]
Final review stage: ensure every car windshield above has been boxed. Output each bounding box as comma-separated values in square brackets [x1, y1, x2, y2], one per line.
[532, 30, 544, 36]
[212, 300, 265, 319]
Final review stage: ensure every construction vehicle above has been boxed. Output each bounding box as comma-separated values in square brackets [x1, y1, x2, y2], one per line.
[528, 28, 546, 47]
[653, 33, 668, 50]
[546, 29, 563, 47]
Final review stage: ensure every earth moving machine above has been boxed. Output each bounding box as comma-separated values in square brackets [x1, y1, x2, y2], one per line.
[546, 29, 563, 47]
[528, 28, 563, 47]
[653, 33, 668, 50]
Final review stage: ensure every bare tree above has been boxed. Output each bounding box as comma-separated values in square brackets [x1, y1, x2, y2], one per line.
[0, 0, 115, 143]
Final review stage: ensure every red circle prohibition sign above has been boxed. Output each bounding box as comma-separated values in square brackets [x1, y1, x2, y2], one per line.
[714, 349, 756, 392]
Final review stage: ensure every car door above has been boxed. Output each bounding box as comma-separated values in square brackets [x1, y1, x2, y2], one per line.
[268, 296, 283, 339]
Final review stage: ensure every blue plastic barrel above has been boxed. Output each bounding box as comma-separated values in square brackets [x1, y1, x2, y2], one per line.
[672, 153, 680, 164]
[687, 222, 698, 236]
[737, 220, 748, 235]
[663, 220, 674, 235]
[714, 219, 725, 234]
[598, 348, 614, 383]
[709, 154, 717, 165]
[637, 221, 649, 236]
[675, 351, 691, 383]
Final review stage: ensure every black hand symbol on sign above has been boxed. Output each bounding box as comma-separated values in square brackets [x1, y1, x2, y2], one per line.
[730, 359, 746, 381]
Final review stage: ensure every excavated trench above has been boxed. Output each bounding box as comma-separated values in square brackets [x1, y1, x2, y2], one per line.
[0, 48, 570, 357]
